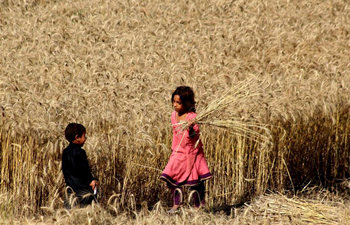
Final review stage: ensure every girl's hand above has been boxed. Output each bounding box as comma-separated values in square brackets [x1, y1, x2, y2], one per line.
[187, 118, 195, 127]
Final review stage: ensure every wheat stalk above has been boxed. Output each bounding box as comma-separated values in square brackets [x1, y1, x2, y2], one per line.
[179, 78, 272, 144]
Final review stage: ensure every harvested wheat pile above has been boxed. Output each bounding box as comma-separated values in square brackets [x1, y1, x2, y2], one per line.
[238, 192, 350, 225]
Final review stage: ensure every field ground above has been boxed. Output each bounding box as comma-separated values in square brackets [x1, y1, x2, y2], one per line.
[2, 188, 350, 224]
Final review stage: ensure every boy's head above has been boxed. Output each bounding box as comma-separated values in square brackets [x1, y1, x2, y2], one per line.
[64, 123, 86, 145]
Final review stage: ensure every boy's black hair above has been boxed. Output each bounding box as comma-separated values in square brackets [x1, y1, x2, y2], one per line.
[171, 86, 196, 113]
[64, 123, 86, 143]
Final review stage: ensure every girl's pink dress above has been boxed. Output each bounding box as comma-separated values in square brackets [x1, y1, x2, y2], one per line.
[160, 111, 212, 186]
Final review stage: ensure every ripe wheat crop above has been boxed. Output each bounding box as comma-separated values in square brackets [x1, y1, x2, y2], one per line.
[0, 0, 350, 223]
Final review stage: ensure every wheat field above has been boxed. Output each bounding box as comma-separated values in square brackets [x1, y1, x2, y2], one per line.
[1, 0, 350, 223]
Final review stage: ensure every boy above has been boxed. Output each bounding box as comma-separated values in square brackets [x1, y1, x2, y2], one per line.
[62, 123, 98, 208]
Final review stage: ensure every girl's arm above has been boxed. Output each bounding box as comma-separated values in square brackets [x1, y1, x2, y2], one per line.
[188, 118, 198, 139]
[189, 125, 196, 138]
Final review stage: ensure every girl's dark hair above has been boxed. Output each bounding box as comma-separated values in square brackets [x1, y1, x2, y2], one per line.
[64, 123, 86, 143]
[171, 86, 196, 113]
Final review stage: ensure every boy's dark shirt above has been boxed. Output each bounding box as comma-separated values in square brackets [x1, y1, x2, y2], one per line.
[62, 143, 96, 192]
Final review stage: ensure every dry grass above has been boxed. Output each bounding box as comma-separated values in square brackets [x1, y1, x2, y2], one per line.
[0, 0, 350, 223]
[1, 189, 349, 224]
[235, 190, 350, 225]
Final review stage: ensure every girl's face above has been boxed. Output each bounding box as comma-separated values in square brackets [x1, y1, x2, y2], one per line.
[173, 95, 184, 114]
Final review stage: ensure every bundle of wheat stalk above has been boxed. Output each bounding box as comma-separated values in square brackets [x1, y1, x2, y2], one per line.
[242, 193, 350, 225]
[180, 78, 272, 145]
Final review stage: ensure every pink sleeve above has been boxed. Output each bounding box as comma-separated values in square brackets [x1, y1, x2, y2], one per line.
[187, 112, 197, 120]
[171, 111, 176, 124]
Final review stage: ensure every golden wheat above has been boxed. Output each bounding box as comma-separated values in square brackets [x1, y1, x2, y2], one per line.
[0, 0, 350, 223]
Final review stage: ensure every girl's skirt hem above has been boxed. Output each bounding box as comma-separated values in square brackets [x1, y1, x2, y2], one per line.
[160, 173, 212, 187]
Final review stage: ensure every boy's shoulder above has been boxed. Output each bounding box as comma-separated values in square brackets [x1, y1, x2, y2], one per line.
[63, 144, 84, 154]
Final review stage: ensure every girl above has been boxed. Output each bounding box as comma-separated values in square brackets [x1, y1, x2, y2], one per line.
[160, 86, 212, 212]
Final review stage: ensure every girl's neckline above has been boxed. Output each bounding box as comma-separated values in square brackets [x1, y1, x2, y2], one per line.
[174, 111, 189, 123]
